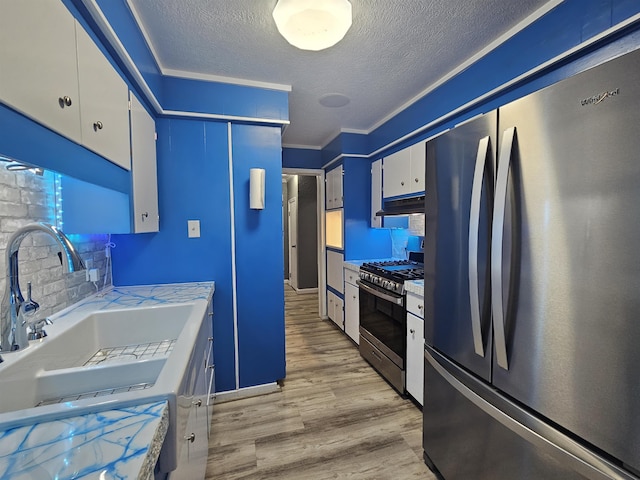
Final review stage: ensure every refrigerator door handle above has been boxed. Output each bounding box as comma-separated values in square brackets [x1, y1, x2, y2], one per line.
[469, 135, 490, 357]
[491, 126, 516, 370]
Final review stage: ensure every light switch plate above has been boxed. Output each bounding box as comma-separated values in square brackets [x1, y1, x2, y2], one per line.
[188, 220, 200, 238]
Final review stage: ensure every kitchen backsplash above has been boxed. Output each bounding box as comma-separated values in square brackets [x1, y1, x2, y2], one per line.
[0, 167, 111, 320]
[389, 214, 425, 258]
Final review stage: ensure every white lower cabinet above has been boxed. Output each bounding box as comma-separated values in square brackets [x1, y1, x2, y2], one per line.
[406, 310, 424, 406]
[167, 301, 214, 479]
[344, 274, 359, 344]
[327, 290, 344, 330]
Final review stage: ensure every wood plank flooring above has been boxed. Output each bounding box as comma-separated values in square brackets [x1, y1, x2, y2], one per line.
[205, 286, 436, 479]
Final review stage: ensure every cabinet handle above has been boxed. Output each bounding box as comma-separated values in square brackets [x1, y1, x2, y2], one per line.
[93, 120, 103, 131]
[193, 399, 202, 407]
[410, 328, 415, 334]
[58, 96, 72, 108]
[185, 433, 195, 443]
[418, 304, 423, 311]
[141, 212, 149, 222]
[353, 295, 356, 299]
[208, 312, 213, 317]
[415, 178, 419, 183]
[401, 181, 405, 186]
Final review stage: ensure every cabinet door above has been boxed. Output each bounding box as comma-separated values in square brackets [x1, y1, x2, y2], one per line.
[333, 165, 343, 208]
[344, 282, 359, 344]
[410, 141, 426, 193]
[406, 312, 424, 405]
[327, 290, 344, 330]
[130, 93, 160, 232]
[325, 169, 334, 209]
[0, 0, 81, 142]
[327, 250, 344, 293]
[76, 24, 131, 169]
[383, 148, 411, 198]
[371, 159, 382, 228]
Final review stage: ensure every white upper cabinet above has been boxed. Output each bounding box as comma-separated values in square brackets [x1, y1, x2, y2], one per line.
[0, 0, 131, 170]
[371, 159, 382, 228]
[0, 0, 82, 143]
[76, 25, 131, 170]
[383, 141, 426, 199]
[130, 93, 159, 233]
[326, 165, 343, 209]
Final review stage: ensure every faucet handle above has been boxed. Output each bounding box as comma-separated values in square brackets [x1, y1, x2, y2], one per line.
[26, 318, 52, 341]
[23, 282, 39, 314]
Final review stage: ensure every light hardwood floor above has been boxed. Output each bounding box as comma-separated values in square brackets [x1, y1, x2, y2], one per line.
[204, 286, 436, 479]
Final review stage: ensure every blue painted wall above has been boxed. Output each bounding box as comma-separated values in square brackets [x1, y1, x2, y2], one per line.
[282, 147, 323, 169]
[111, 119, 238, 391]
[231, 124, 286, 388]
[111, 120, 286, 391]
[343, 157, 391, 260]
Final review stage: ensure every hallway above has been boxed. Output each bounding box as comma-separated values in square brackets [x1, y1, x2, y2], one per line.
[204, 287, 434, 479]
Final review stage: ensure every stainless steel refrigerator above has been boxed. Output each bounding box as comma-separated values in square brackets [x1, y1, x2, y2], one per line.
[423, 46, 640, 480]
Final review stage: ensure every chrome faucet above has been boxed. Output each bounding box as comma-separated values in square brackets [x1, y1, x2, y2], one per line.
[0, 223, 85, 353]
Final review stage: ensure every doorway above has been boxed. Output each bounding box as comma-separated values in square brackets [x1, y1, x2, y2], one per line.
[288, 197, 298, 290]
[282, 169, 325, 317]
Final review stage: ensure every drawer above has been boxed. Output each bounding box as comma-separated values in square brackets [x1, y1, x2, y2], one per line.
[407, 292, 424, 318]
[344, 267, 358, 287]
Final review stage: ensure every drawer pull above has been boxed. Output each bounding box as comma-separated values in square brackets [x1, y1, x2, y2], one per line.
[193, 399, 202, 407]
[93, 120, 103, 131]
[410, 328, 415, 334]
[185, 433, 195, 443]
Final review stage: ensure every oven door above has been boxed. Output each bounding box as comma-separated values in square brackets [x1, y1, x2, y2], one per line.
[357, 280, 406, 368]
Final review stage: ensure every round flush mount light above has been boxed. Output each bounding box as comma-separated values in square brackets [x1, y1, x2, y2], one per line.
[273, 0, 352, 51]
[319, 93, 350, 108]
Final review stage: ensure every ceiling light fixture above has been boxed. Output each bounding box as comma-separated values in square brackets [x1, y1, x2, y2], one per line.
[272, 0, 352, 51]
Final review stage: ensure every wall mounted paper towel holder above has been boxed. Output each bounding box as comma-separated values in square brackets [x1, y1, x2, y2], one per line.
[250, 168, 265, 209]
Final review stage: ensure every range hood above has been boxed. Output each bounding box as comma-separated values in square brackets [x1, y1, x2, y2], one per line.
[376, 195, 425, 216]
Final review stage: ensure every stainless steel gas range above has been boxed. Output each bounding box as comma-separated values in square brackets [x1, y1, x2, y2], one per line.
[357, 255, 423, 393]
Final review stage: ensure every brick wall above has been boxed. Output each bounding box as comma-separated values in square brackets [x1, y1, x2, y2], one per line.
[0, 167, 111, 320]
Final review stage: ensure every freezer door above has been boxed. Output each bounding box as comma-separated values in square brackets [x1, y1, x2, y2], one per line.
[492, 47, 640, 472]
[424, 112, 496, 381]
[423, 347, 637, 480]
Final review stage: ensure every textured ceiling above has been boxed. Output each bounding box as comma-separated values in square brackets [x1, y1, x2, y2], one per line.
[127, 0, 553, 148]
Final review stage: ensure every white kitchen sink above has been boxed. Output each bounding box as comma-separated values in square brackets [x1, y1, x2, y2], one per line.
[0, 300, 208, 446]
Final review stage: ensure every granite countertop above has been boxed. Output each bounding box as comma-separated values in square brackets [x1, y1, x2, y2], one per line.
[405, 279, 424, 296]
[0, 401, 168, 480]
[0, 282, 215, 480]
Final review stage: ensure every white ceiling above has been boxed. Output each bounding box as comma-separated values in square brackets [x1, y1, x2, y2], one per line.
[127, 0, 556, 149]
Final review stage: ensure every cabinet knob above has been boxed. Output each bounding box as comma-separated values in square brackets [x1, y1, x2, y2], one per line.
[418, 304, 423, 310]
[415, 178, 419, 183]
[353, 295, 356, 299]
[141, 212, 149, 221]
[58, 96, 72, 108]
[410, 329, 415, 334]
[401, 181, 405, 186]
[93, 120, 103, 131]
[193, 399, 202, 407]
[185, 433, 196, 443]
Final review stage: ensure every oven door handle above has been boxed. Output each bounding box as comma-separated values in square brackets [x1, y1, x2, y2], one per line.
[356, 280, 404, 305]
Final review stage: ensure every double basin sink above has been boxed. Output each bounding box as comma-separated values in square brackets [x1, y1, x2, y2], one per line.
[0, 297, 210, 472]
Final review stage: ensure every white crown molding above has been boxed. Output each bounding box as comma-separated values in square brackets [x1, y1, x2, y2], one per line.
[282, 144, 322, 150]
[365, 0, 564, 135]
[162, 110, 289, 125]
[124, 0, 163, 74]
[163, 69, 292, 92]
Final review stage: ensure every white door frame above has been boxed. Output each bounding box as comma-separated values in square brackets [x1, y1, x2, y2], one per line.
[288, 197, 298, 290]
[282, 167, 326, 318]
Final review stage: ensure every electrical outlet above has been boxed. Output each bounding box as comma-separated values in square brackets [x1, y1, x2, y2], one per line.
[188, 220, 201, 238]
[88, 268, 99, 282]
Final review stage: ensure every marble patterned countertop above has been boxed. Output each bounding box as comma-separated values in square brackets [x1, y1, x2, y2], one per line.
[405, 279, 424, 296]
[0, 282, 215, 480]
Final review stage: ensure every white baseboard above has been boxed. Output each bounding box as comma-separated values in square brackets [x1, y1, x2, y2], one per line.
[294, 287, 318, 295]
[214, 382, 280, 403]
